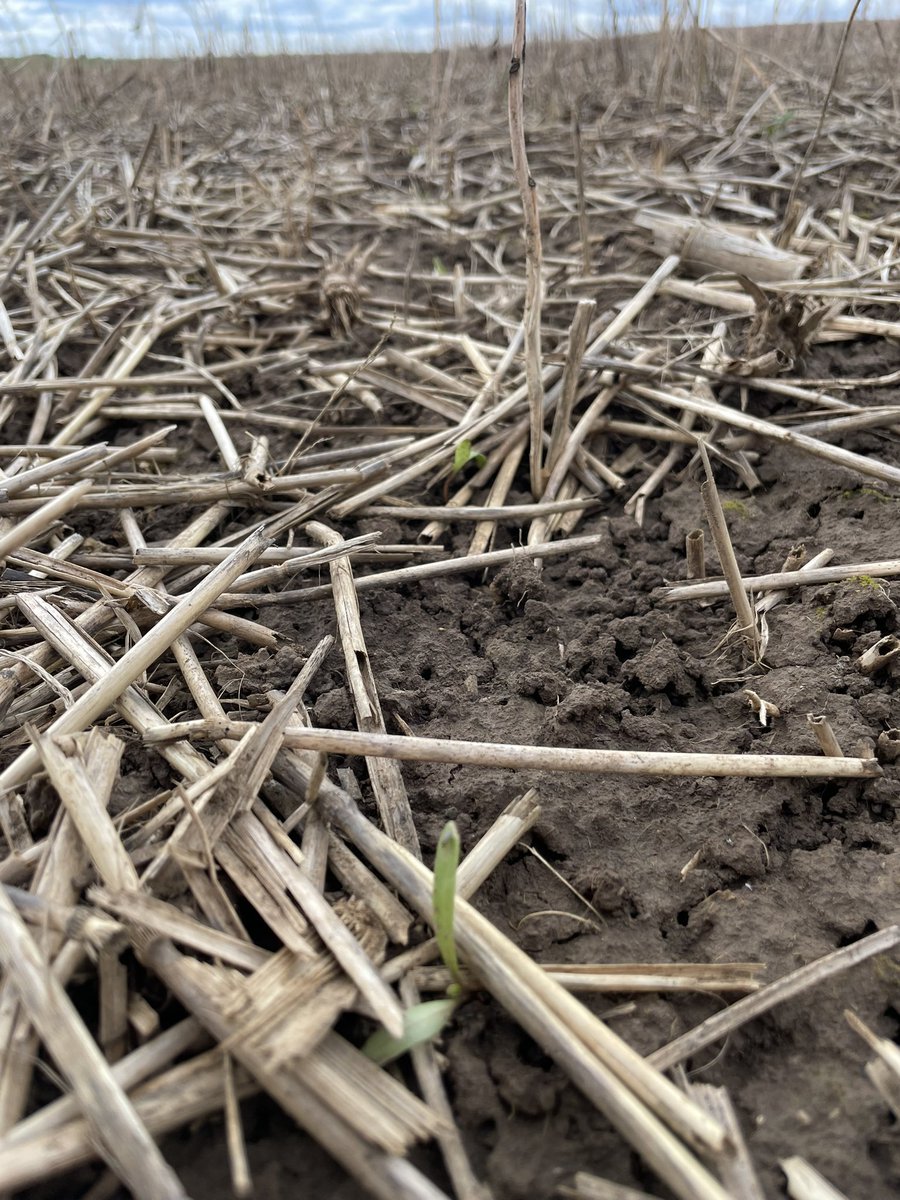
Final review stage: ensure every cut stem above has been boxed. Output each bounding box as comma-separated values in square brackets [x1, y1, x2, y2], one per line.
[698, 443, 758, 660]
[508, 0, 544, 496]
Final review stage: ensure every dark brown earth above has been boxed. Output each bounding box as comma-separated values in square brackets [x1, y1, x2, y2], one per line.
[20, 335, 900, 1200]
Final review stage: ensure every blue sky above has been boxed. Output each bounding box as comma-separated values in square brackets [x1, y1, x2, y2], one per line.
[0, 0, 889, 59]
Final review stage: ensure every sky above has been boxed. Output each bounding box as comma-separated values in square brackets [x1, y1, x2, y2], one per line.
[0, 0, 890, 60]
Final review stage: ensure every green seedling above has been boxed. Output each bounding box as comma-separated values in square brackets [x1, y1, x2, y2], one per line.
[443, 440, 487, 501]
[362, 820, 463, 1065]
[362, 997, 459, 1066]
[452, 439, 486, 475]
[433, 819, 463, 997]
[763, 109, 796, 139]
[432, 255, 449, 275]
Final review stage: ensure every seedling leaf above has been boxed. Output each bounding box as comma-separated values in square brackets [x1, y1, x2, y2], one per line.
[362, 998, 459, 1065]
[434, 819, 462, 991]
[452, 440, 486, 474]
[453, 440, 473, 473]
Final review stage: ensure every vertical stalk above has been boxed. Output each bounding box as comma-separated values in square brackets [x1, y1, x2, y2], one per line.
[508, 0, 544, 497]
[572, 115, 590, 276]
[698, 443, 759, 662]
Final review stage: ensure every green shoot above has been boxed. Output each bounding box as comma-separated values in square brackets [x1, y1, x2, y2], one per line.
[452, 439, 486, 475]
[361, 819, 463, 1066]
[763, 109, 796, 138]
[362, 998, 459, 1066]
[433, 819, 462, 996]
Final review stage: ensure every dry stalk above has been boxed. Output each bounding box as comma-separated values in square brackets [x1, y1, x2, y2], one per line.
[0, 525, 269, 795]
[777, 0, 865, 245]
[146, 721, 880, 781]
[1, 1018, 203, 1149]
[139, 642, 333, 890]
[780, 1156, 850, 1200]
[698, 442, 759, 661]
[0, 886, 188, 1200]
[754, 548, 834, 616]
[98, 947, 129, 1062]
[559, 1175, 664, 1200]
[220, 533, 609, 606]
[806, 714, 844, 757]
[137, 936, 447, 1200]
[468, 437, 525, 556]
[223, 1052, 252, 1199]
[0, 787, 90, 1132]
[858, 635, 900, 676]
[546, 299, 596, 478]
[844, 1009, 900, 1119]
[30, 730, 136, 891]
[89, 888, 268, 972]
[231, 809, 406, 1038]
[400, 974, 491, 1200]
[0, 501, 229, 720]
[690, 1085, 766, 1200]
[307, 521, 419, 855]
[685, 530, 706, 579]
[650, 925, 900, 1070]
[0, 1045, 254, 1194]
[662, 559, 900, 603]
[415, 963, 762, 996]
[0, 479, 92, 562]
[326, 832, 414, 945]
[572, 115, 590, 275]
[0, 885, 125, 951]
[314, 785, 732, 1200]
[363, 498, 596, 522]
[632, 383, 900, 488]
[508, 0, 544, 497]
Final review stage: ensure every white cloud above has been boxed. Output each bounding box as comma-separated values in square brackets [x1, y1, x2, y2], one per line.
[0, 0, 890, 58]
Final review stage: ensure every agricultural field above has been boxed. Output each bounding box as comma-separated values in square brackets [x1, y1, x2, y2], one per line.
[0, 17, 899, 1200]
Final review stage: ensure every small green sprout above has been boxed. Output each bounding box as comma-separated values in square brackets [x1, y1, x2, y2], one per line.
[433, 819, 463, 997]
[452, 439, 487, 475]
[721, 499, 749, 518]
[763, 109, 796, 139]
[362, 820, 463, 1064]
[361, 997, 459, 1066]
[432, 255, 449, 275]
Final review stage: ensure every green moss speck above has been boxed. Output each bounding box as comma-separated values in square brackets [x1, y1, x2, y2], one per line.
[840, 487, 896, 504]
[874, 956, 900, 986]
